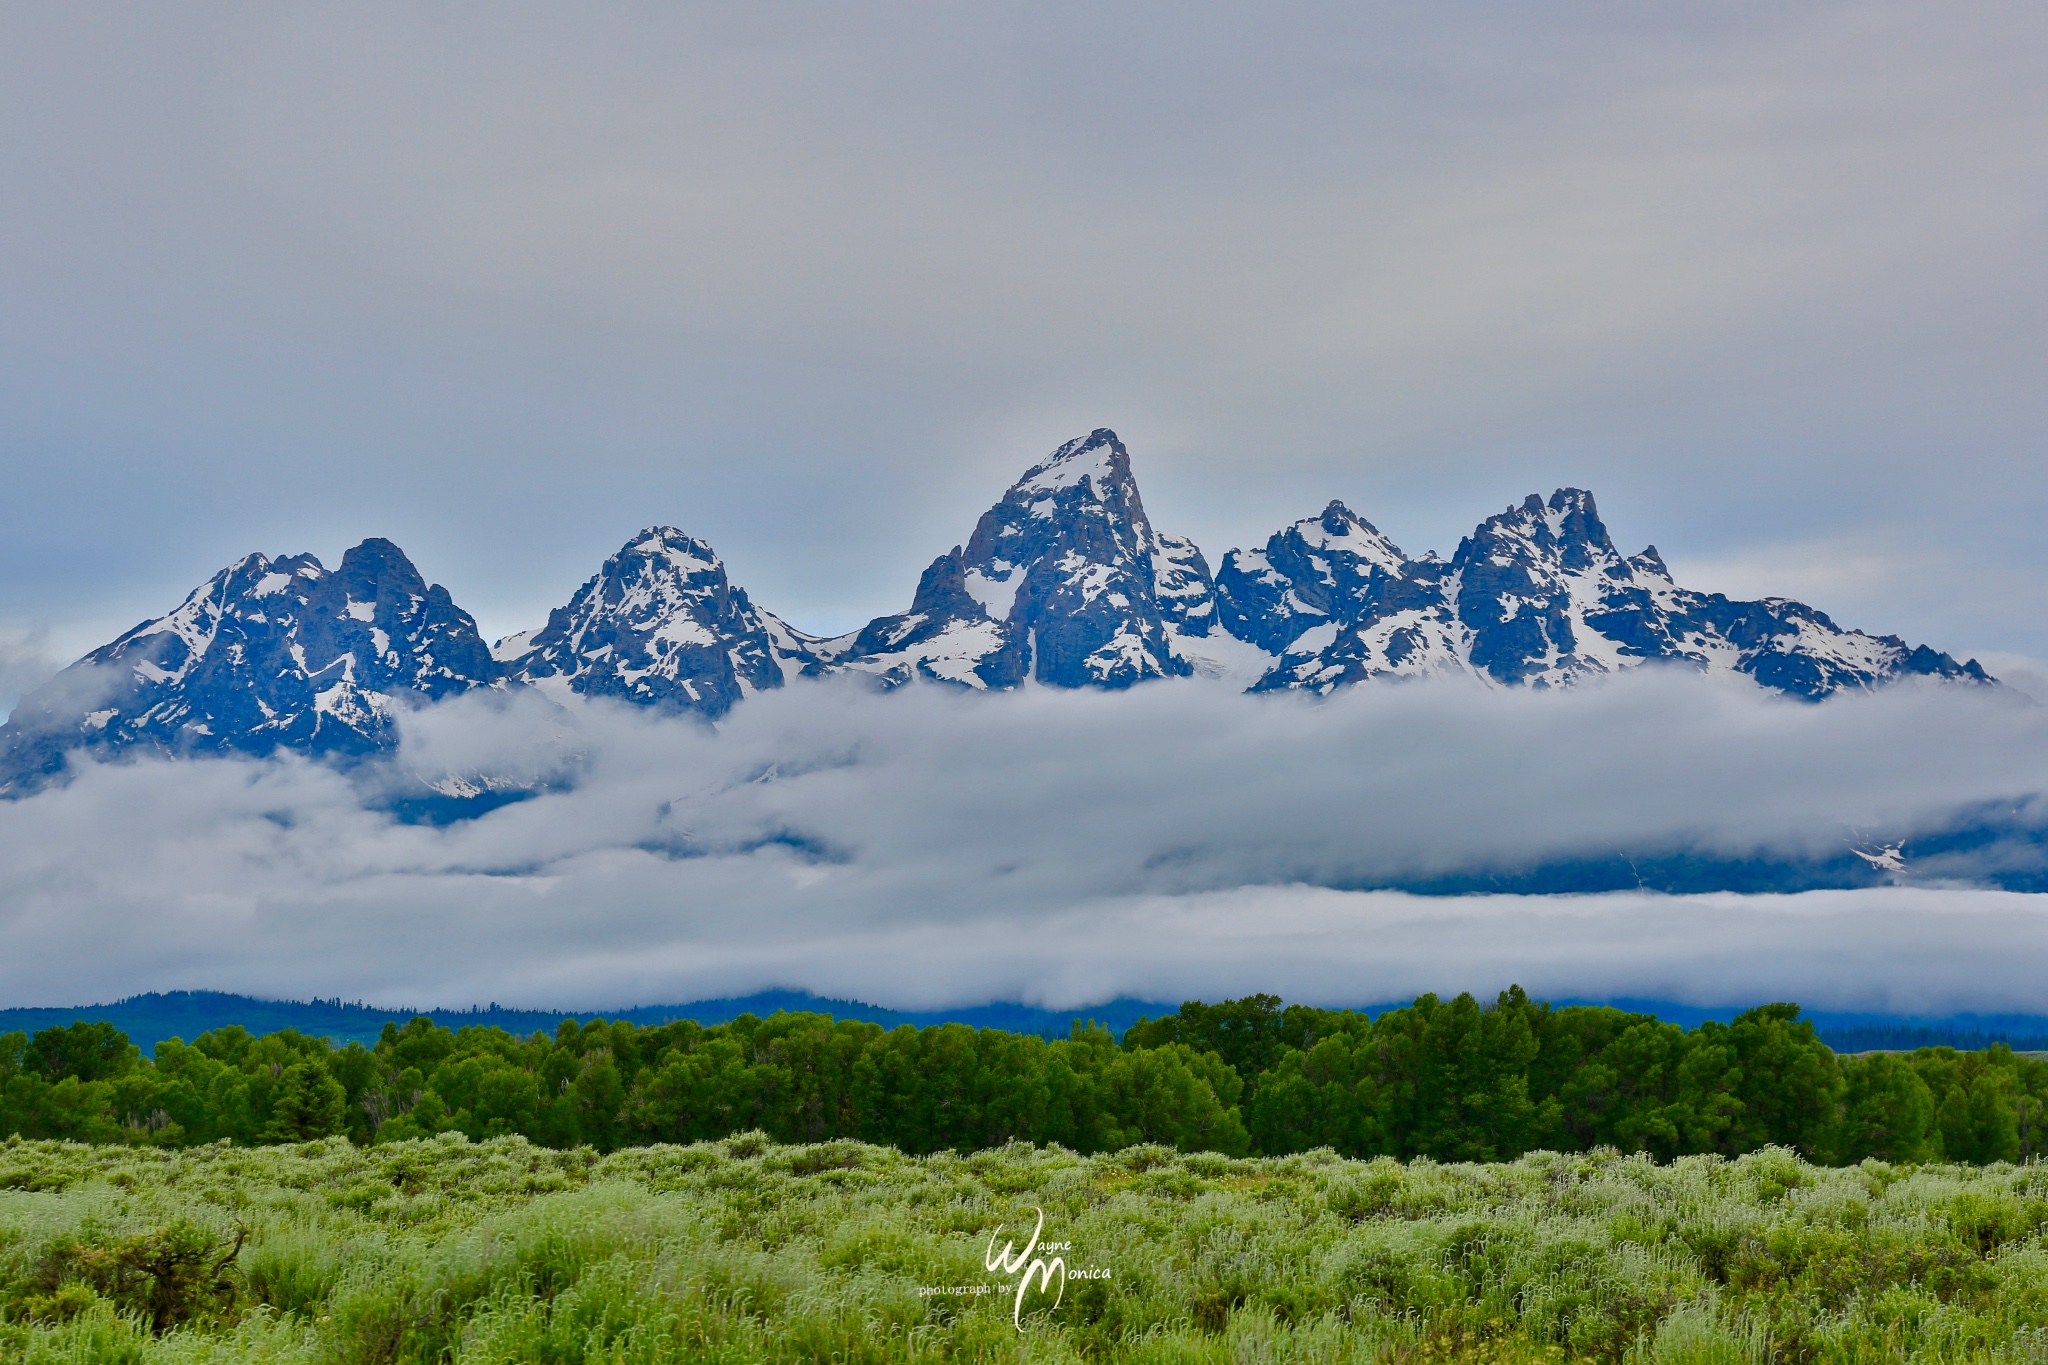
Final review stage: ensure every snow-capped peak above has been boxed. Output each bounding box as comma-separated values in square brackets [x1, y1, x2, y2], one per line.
[1014, 427, 1128, 498]
[622, 526, 722, 576]
[0, 538, 496, 792]
[827, 429, 1192, 690]
[490, 628, 540, 665]
[1292, 500, 1410, 573]
[1, 439, 1998, 798]
[500, 525, 797, 716]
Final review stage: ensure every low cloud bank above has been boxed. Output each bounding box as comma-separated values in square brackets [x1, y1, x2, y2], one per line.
[4, 668, 2047, 1013]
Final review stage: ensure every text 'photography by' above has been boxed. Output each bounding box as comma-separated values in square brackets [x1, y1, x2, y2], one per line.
[6, 5, 2048, 1361]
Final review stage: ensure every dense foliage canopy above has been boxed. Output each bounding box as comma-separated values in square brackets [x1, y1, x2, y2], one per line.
[3, 990, 2044, 1164]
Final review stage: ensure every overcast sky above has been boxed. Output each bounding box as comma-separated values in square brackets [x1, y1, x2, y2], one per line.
[6, 5, 2048, 1016]
[4, 2, 2047, 670]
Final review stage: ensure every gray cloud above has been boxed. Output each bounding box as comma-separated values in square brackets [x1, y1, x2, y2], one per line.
[2, 3, 2046, 660]
[3, 671, 2047, 1013]
[0, 629, 59, 721]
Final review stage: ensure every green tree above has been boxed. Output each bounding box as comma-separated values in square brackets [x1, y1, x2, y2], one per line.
[1835, 1053, 1938, 1163]
[263, 1061, 348, 1141]
[569, 1048, 627, 1150]
[1370, 992, 1545, 1161]
[1243, 1032, 1378, 1156]
[1100, 1042, 1249, 1154]
[1937, 1068, 2021, 1164]
[1711, 1004, 1842, 1156]
[23, 1021, 137, 1082]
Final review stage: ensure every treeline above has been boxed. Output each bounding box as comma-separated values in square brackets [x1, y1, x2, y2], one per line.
[2, 990, 2044, 1164]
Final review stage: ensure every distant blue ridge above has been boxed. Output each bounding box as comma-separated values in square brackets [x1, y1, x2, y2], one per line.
[0, 990, 1172, 1053]
[5, 990, 2048, 1056]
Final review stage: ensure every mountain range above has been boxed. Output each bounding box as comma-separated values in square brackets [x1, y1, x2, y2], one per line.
[0, 428, 1992, 794]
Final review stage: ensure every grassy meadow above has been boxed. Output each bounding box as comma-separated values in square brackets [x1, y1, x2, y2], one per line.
[4, 1132, 2048, 1364]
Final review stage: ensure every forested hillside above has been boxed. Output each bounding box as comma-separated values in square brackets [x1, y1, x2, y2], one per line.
[3, 990, 2042, 1164]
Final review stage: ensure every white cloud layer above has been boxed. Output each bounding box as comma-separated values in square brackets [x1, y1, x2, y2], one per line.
[3, 670, 2047, 1014]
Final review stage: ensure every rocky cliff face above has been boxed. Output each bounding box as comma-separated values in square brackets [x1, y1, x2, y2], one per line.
[1214, 500, 1466, 691]
[1438, 489, 1986, 695]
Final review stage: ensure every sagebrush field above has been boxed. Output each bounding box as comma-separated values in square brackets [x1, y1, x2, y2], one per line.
[4, 1132, 2048, 1364]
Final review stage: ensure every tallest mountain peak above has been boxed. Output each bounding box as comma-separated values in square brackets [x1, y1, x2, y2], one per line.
[822, 429, 1197, 690]
[1014, 427, 1129, 496]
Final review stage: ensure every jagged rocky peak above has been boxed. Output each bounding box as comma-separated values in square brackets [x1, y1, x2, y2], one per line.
[0, 538, 497, 792]
[1453, 488, 1624, 592]
[823, 429, 1198, 689]
[1299, 499, 1411, 564]
[0, 451, 2004, 799]
[498, 526, 808, 718]
[1226, 498, 1473, 694]
[306, 537, 499, 699]
[1441, 487, 1992, 695]
[1216, 499, 1411, 656]
[1628, 545, 1673, 581]
[1222, 483, 1994, 700]
[1151, 533, 1222, 634]
[1448, 487, 1633, 687]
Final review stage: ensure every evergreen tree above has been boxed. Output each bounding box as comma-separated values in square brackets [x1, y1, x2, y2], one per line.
[263, 1062, 348, 1141]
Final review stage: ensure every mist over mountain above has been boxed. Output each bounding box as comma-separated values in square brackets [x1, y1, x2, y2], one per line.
[3, 670, 2048, 1013]
[0, 430, 1989, 799]
[0, 413, 2036, 1007]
